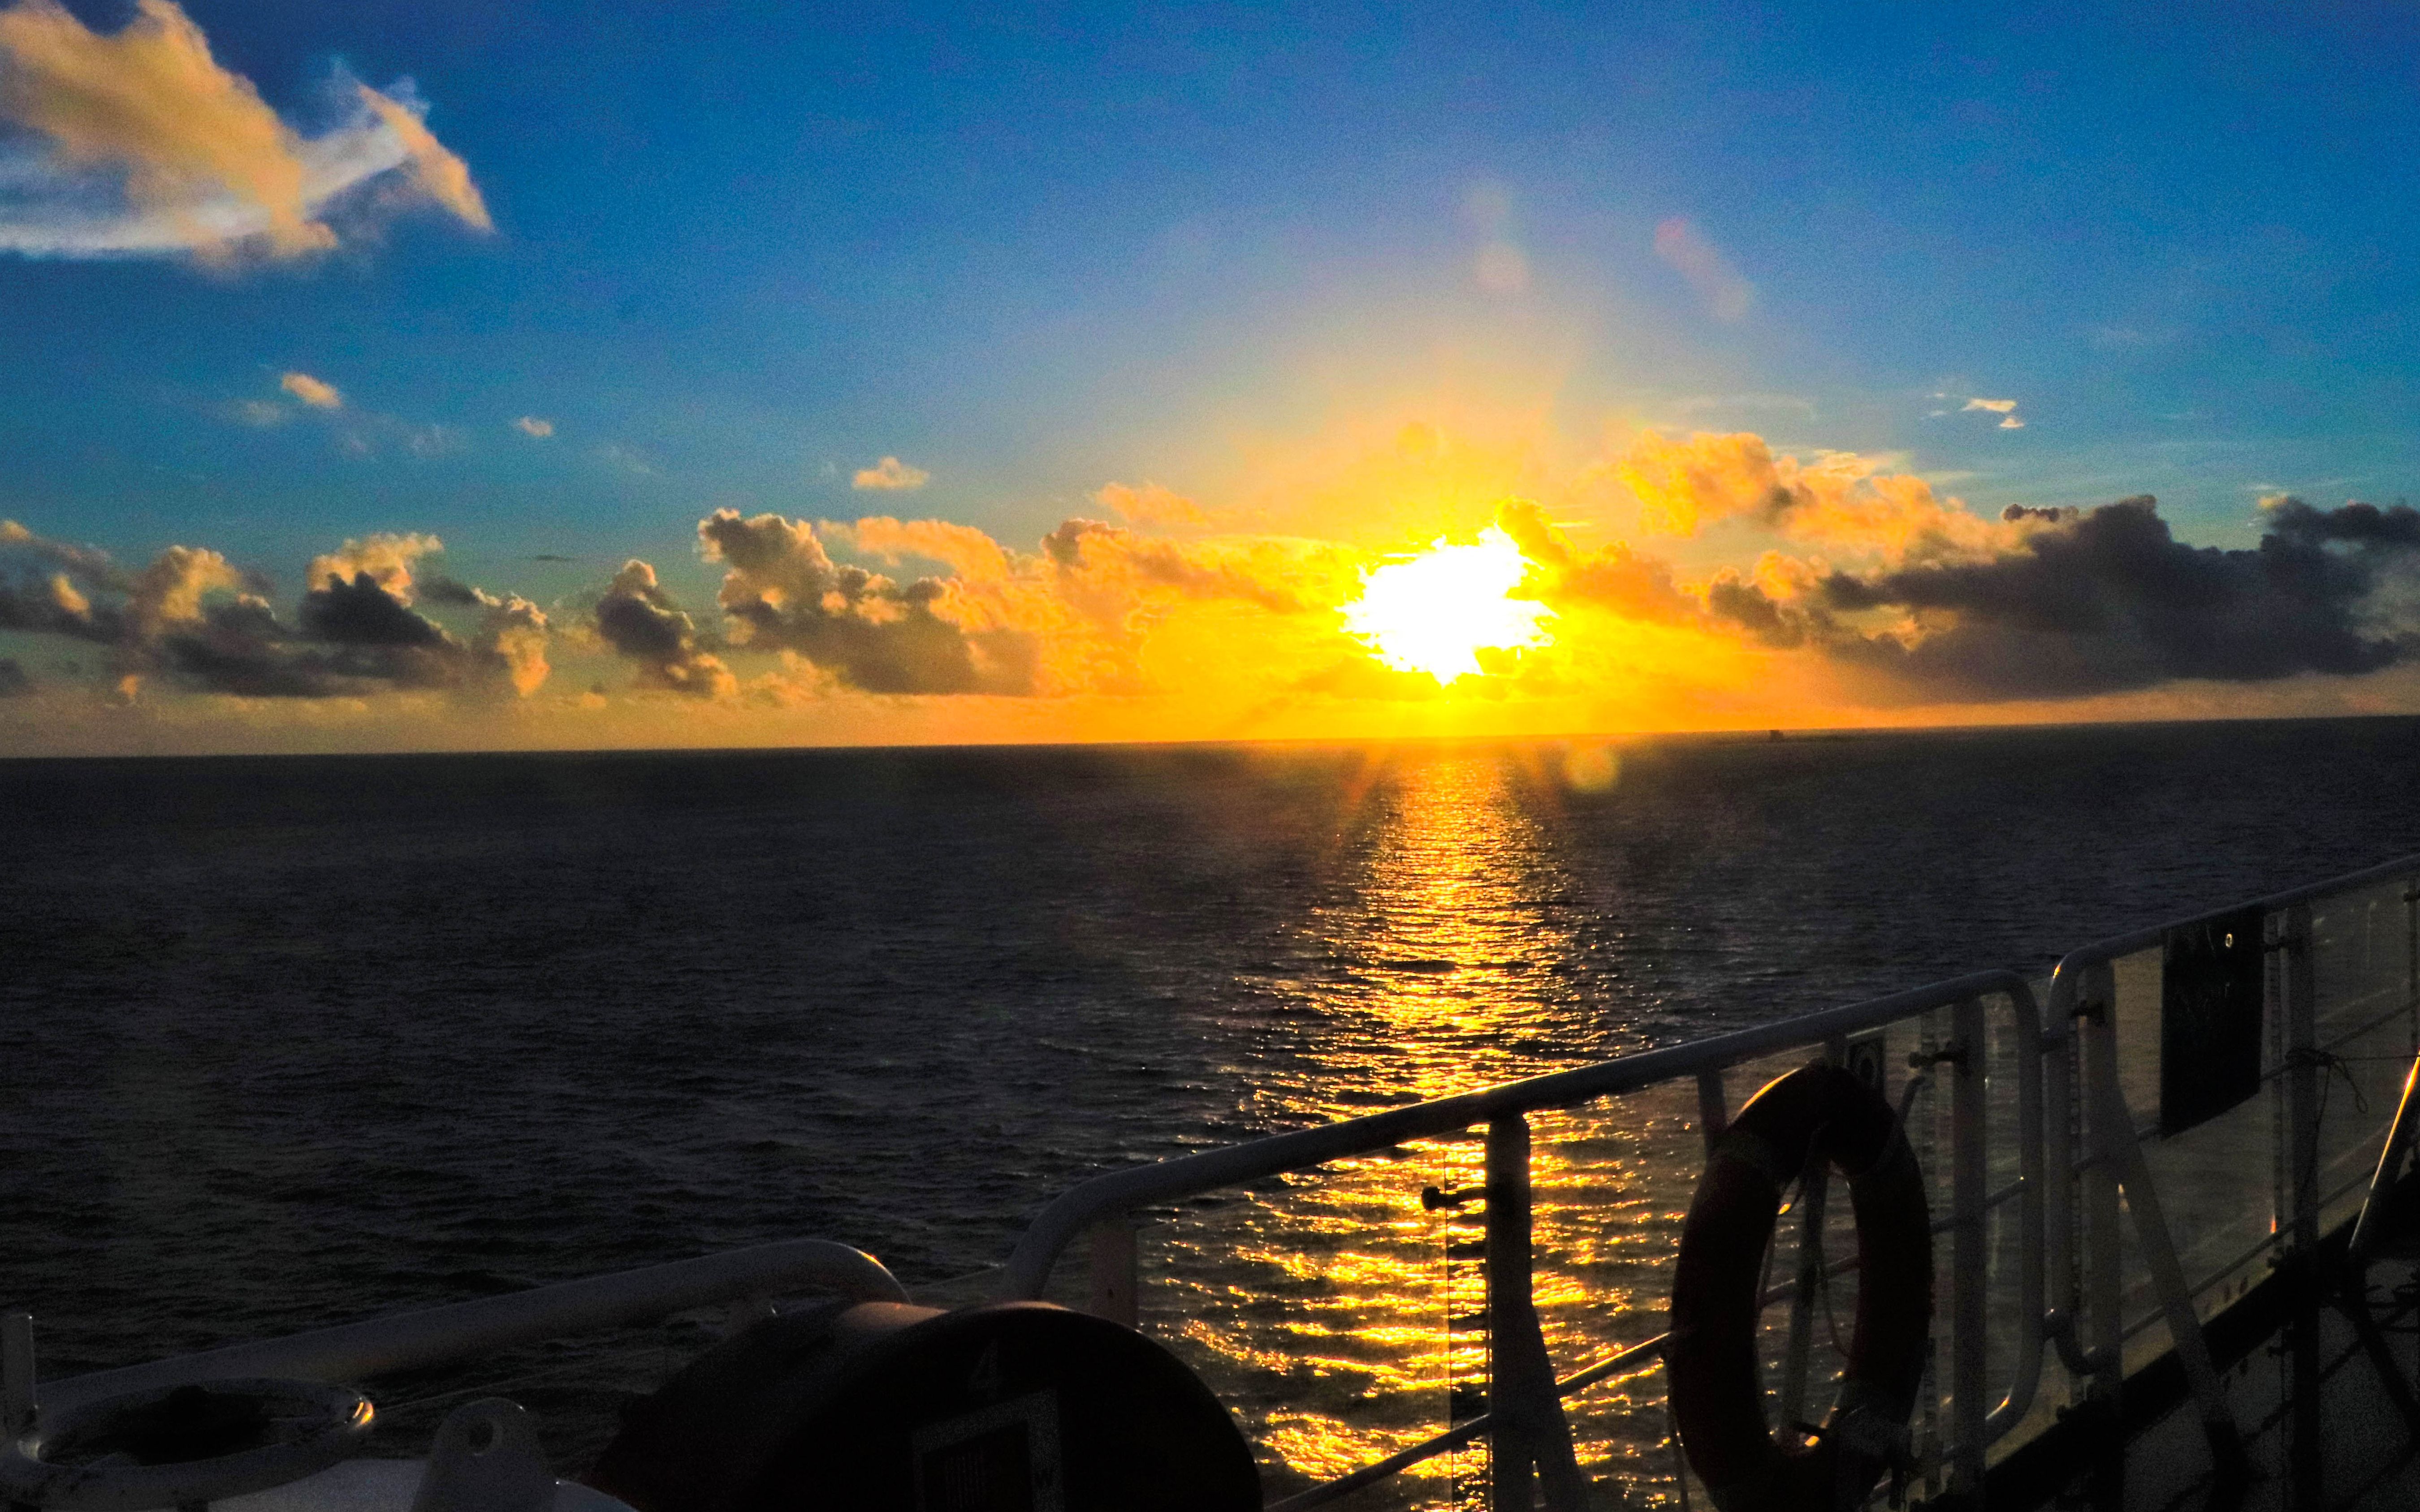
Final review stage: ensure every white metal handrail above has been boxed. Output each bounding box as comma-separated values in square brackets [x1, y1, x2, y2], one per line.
[15, 1240, 908, 1426]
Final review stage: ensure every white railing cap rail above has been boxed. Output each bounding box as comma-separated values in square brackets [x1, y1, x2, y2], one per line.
[36, 1239, 907, 1415]
[2045, 850, 2420, 1001]
[998, 967, 2037, 1301]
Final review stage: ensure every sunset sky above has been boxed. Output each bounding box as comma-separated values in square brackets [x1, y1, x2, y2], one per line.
[4, 1, 2419, 754]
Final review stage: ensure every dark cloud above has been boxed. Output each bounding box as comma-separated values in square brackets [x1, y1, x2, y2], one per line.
[0, 658, 30, 697]
[0, 520, 126, 589]
[418, 574, 495, 607]
[2263, 496, 2420, 548]
[299, 572, 453, 646]
[0, 575, 119, 642]
[592, 560, 735, 698]
[700, 509, 1028, 694]
[1, 522, 549, 699]
[156, 591, 501, 698]
[1710, 495, 2420, 696]
[1705, 573, 1808, 648]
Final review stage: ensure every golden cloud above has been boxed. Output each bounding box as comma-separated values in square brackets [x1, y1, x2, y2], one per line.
[852, 456, 930, 491]
[280, 371, 342, 409]
[0, 0, 489, 259]
[1617, 429, 2015, 562]
[305, 532, 438, 598]
[356, 84, 490, 232]
[834, 517, 1011, 581]
[1094, 481, 1208, 528]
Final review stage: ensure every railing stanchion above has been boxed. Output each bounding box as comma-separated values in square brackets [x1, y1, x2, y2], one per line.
[1950, 996, 1989, 1497]
[1982, 981, 2048, 1446]
[2407, 881, 2418, 1058]
[2079, 962, 2244, 1484]
[1086, 1215, 1139, 1329]
[2078, 961, 2127, 1509]
[2350, 875, 2420, 1265]
[1695, 1070, 1728, 1157]
[2284, 902, 2323, 1511]
[2043, 968, 2083, 1387]
[1484, 1113, 1588, 1512]
[2079, 963, 2126, 1386]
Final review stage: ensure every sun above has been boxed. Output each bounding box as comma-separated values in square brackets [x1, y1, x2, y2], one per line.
[1342, 527, 1554, 682]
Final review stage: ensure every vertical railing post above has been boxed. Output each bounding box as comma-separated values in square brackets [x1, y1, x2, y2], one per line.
[2076, 960, 2126, 1510]
[1949, 996, 1989, 1497]
[2283, 903, 2322, 1511]
[2043, 969, 2081, 1376]
[2406, 882, 2418, 1056]
[1, 1313, 32, 1439]
[2361, 880, 2420, 1265]
[2079, 962, 2126, 1399]
[1484, 1113, 1588, 1512]
[1695, 1070, 1729, 1158]
[1086, 1215, 1138, 1330]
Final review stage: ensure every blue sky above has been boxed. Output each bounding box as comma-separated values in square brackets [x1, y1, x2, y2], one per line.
[4, 1, 2419, 750]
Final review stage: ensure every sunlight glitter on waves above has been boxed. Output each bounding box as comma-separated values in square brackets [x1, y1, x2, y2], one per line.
[1343, 526, 1553, 681]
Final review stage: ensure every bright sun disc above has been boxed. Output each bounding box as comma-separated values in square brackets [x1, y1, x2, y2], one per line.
[1343, 527, 1553, 682]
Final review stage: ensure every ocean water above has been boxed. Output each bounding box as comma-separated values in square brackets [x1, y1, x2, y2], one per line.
[4, 717, 2420, 1490]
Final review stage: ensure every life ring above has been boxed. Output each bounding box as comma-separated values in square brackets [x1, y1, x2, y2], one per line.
[1667, 1063, 1933, 1512]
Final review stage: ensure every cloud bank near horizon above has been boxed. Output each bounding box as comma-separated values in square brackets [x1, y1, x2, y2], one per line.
[5, 426, 2420, 746]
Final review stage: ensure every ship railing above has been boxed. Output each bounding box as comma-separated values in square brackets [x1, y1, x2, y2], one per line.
[999, 851, 2420, 1512]
[998, 969, 2049, 1509]
[2027, 851, 2420, 1511]
[6, 1241, 911, 1434]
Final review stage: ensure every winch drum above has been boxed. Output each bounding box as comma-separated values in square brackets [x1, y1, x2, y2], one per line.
[584, 1301, 1260, 1512]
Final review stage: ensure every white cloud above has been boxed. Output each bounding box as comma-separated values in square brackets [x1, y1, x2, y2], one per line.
[852, 456, 930, 491]
[514, 416, 554, 438]
[0, 0, 488, 260]
[597, 443, 655, 476]
[1958, 396, 2025, 431]
[280, 371, 342, 409]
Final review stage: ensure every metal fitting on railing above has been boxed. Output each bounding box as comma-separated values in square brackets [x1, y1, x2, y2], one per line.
[2045, 1310, 2102, 1378]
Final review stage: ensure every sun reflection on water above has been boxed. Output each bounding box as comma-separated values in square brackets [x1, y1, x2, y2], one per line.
[1118, 753, 1724, 1506]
